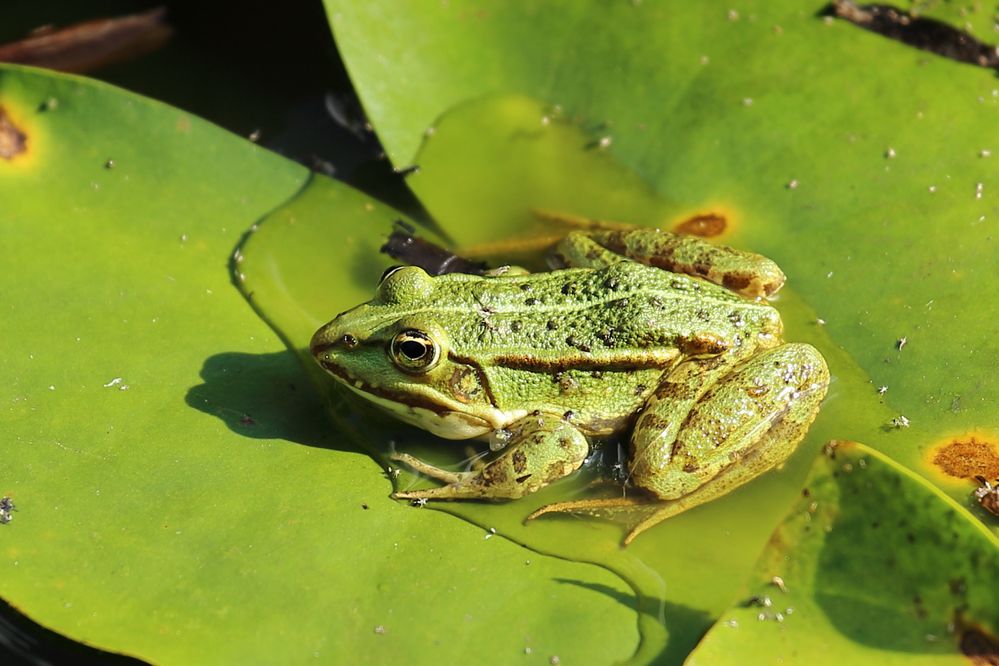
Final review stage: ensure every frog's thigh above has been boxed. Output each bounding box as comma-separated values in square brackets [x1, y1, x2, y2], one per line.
[631, 343, 829, 503]
[393, 415, 588, 501]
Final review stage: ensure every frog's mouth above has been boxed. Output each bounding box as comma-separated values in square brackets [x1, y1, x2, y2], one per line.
[315, 358, 523, 440]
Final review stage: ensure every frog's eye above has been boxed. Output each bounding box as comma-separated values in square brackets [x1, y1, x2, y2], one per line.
[389, 329, 441, 373]
[379, 265, 405, 284]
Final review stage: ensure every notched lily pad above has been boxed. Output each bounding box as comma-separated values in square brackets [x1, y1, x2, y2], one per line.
[688, 441, 999, 664]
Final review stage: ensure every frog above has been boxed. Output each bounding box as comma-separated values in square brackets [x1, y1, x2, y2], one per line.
[310, 226, 830, 544]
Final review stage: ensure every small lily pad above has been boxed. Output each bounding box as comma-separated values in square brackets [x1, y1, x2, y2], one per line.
[687, 441, 999, 664]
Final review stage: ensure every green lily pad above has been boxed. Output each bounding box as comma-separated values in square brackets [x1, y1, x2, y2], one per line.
[239, 86, 909, 663]
[0, 65, 640, 664]
[328, 0, 999, 491]
[687, 441, 999, 664]
[318, 0, 999, 659]
[7, 0, 999, 662]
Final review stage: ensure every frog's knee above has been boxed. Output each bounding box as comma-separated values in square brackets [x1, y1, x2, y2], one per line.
[773, 343, 830, 402]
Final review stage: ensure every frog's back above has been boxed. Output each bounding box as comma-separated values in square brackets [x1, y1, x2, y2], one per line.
[435, 261, 779, 359]
[423, 262, 781, 434]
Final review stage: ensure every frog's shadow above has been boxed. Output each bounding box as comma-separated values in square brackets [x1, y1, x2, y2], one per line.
[185, 349, 361, 455]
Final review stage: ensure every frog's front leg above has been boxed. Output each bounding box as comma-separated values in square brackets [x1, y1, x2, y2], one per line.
[530, 343, 828, 544]
[391, 413, 588, 501]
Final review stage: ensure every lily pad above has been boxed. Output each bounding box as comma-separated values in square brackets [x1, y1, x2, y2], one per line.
[328, 0, 999, 494]
[687, 441, 999, 664]
[6, 0, 999, 662]
[0, 65, 639, 664]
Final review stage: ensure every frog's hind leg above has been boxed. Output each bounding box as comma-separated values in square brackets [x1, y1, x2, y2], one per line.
[528, 344, 828, 545]
[391, 414, 589, 501]
[623, 343, 829, 543]
[550, 226, 785, 298]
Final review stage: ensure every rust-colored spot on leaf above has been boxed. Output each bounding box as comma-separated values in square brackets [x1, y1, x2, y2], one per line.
[960, 626, 999, 666]
[930, 436, 999, 481]
[673, 213, 727, 237]
[0, 106, 27, 160]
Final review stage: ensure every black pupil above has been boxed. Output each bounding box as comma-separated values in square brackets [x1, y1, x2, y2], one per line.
[399, 339, 427, 360]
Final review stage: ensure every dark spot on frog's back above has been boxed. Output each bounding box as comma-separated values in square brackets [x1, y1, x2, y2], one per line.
[0, 107, 28, 160]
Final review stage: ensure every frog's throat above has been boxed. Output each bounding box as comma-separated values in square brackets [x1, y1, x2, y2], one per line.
[337, 377, 526, 440]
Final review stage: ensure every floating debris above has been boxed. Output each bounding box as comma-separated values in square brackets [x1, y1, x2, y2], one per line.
[0, 497, 15, 524]
[973, 476, 999, 516]
[830, 0, 999, 69]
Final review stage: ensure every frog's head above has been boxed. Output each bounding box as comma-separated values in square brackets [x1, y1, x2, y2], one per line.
[310, 266, 507, 439]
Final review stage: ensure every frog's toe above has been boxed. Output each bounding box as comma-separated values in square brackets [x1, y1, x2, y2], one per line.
[389, 452, 463, 484]
[527, 496, 675, 546]
[391, 486, 466, 501]
[525, 496, 649, 523]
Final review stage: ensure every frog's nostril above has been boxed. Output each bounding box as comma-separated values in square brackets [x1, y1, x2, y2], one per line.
[309, 328, 334, 356]
[310, 330, 360, 357]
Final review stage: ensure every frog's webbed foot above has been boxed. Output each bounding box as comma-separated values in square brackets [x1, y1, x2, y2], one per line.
[390, 415, 589, 501]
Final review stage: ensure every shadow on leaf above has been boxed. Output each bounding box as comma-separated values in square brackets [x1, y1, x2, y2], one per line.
[185, 350, 361, 454]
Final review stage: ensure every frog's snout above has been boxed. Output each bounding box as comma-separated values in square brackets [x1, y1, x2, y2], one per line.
[309, 322, 359, 361]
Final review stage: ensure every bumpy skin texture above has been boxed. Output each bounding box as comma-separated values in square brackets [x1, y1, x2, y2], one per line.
[311, 229, 830, 544]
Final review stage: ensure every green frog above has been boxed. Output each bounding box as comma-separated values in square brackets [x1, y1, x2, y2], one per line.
[310, 227, 829, 544]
